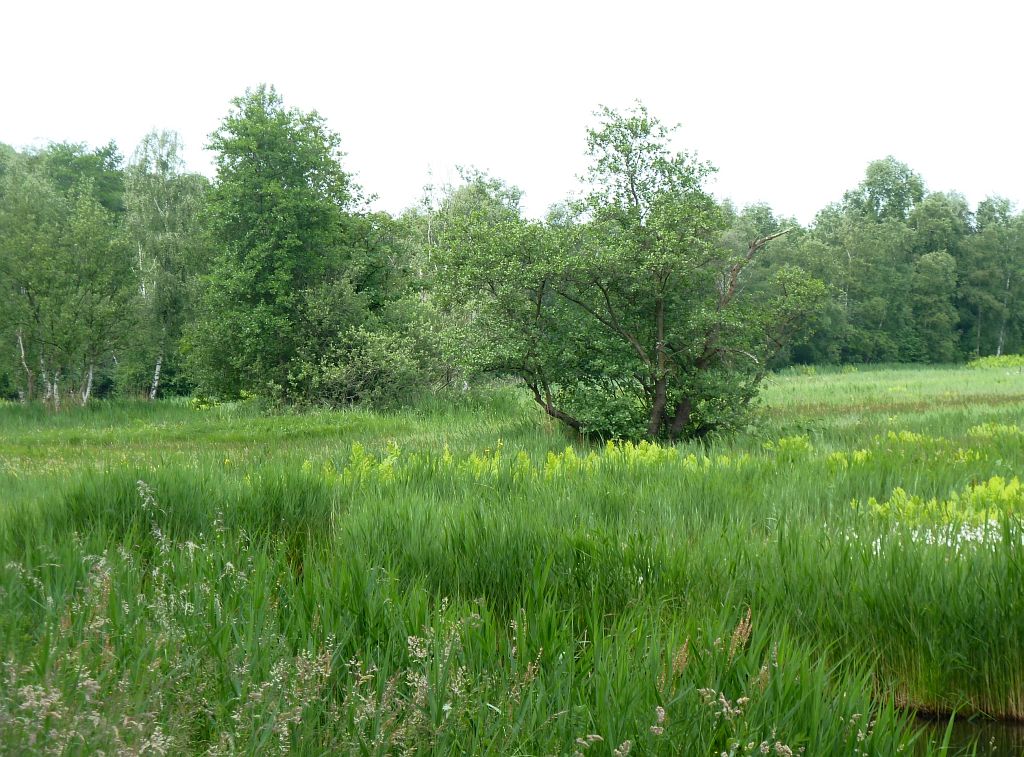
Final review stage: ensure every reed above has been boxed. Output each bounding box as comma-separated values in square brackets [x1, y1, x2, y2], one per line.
[2, 366, 1022, 753]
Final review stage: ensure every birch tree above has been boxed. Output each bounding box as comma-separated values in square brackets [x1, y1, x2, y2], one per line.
[0, 158, 67, 402]
[65, 185, 135, 403]
[0, 158, 133, 406]
[961, 201, 1024, 357]
[123, 131, 208, 398]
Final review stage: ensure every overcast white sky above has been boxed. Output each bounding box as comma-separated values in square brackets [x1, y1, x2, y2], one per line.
[2, 0, 1021, 223]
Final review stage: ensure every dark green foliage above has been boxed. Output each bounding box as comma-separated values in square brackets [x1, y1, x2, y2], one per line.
[910, 251, 959, 362]
[2, 89, 1024, 418]
[843, 156, 925, 223]
[958, 205, 1024, 358]
[186, 85, 362, 399]
[186, 86, 439, 407]
[750, 163, 1023, 367]
[32, 140, 127, 214]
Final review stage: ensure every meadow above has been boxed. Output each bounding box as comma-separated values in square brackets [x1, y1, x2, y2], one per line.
[1, 365, 1023, 755]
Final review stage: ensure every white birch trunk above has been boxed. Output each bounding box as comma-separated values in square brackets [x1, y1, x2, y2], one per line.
[81, 364, 94, 405]
[138, 241, 148, 298]
[149, 355, 163, 401]
[52, 369, 61, 411]
[996, 272, 1011, 357]
[40, 356, 52, 402]
[16, 330, 33, 400]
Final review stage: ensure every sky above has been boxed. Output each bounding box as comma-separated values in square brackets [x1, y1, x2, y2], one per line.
[2, 0, 1021, 224]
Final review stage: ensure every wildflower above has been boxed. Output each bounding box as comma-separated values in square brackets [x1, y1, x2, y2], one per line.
[407, 636, 428, 660]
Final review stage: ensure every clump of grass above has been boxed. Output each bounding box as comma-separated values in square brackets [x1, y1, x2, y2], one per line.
[0, 481, 930, 753]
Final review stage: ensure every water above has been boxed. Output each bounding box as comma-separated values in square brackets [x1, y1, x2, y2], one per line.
[916, 714, 1024, 755]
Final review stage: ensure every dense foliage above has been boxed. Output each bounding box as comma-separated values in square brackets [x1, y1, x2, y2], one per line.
[435, 107, 825, 439]
[2, 86, 1023, 435]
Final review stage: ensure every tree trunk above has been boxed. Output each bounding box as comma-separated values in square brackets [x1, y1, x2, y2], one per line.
[149, 354, 163, 401]
[668, 397, 692, 442]
[647, 378, 668, 438]
[40, 356, 52, 403]
[996, 273, 1011, 357]
[138, 241, 147, 298]
[52, 369, 61, 411]
[976, 306, 983, 357]
[646, 295, 668, 438]
[528, 380, 583, 432]
[81, 364, 94, 405]
[16, 330, 33, 401]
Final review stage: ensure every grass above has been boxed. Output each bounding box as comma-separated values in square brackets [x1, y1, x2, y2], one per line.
[1, 366, 1023, 754]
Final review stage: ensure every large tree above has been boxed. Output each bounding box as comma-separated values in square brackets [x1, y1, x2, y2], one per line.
[436, 105, 825, 440]
[842, 156, 924, 224]
[186, 85, 363, 399]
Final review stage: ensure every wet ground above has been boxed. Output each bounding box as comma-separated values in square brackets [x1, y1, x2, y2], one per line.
[916, 714, 1024, 754]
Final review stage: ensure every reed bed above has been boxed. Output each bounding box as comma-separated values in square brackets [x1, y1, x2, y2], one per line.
[2, 367, 1023, 754]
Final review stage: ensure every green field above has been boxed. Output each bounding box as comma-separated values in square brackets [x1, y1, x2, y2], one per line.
[2, 366, 1024, 754]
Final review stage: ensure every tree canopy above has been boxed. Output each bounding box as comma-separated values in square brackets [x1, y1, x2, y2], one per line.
[1, 90, 1022, 429]
[435, 106, 826, 440]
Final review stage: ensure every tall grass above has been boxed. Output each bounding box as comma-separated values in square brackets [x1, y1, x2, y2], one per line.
[2, 366, 1023, 753]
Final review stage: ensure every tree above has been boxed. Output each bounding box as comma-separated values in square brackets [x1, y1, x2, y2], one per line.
[721, 206, 843, 366]
[33, 141, 127, 214]
[0, 156, 67, 402]
[436, 105, 825, 440]
[186, 85, 363, 399]
[842, 157, 924, 223]
[808, 162, 960, 364]
[64, 184, 135, 403]
[0, 157, 133, 406]
[909, 251, 959, 362]
[122, 130, 209, 398]
[960, 202, 1024, 357]
[187, 85, 432, 407]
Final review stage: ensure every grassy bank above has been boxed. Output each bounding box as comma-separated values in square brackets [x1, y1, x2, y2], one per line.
[2, 366, 1023, 754]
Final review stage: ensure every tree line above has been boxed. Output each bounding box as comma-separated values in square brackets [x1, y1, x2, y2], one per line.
[1, 86, 1020, 438]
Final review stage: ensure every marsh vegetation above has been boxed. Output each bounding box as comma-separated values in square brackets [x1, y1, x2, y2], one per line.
[1, 365, 1022, 754]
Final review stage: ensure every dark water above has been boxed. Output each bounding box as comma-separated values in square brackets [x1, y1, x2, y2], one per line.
[916, 714, 1024, 755]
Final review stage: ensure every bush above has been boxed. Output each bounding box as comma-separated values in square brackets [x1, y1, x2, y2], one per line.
[295, 327, 429, 410]
[967, 354, 1024, 369]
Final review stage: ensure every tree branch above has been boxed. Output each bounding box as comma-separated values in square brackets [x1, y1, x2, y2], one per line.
[555, 284, 652, 366]
[721, 227, 794, 310]
[526, 379, 583, 432]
